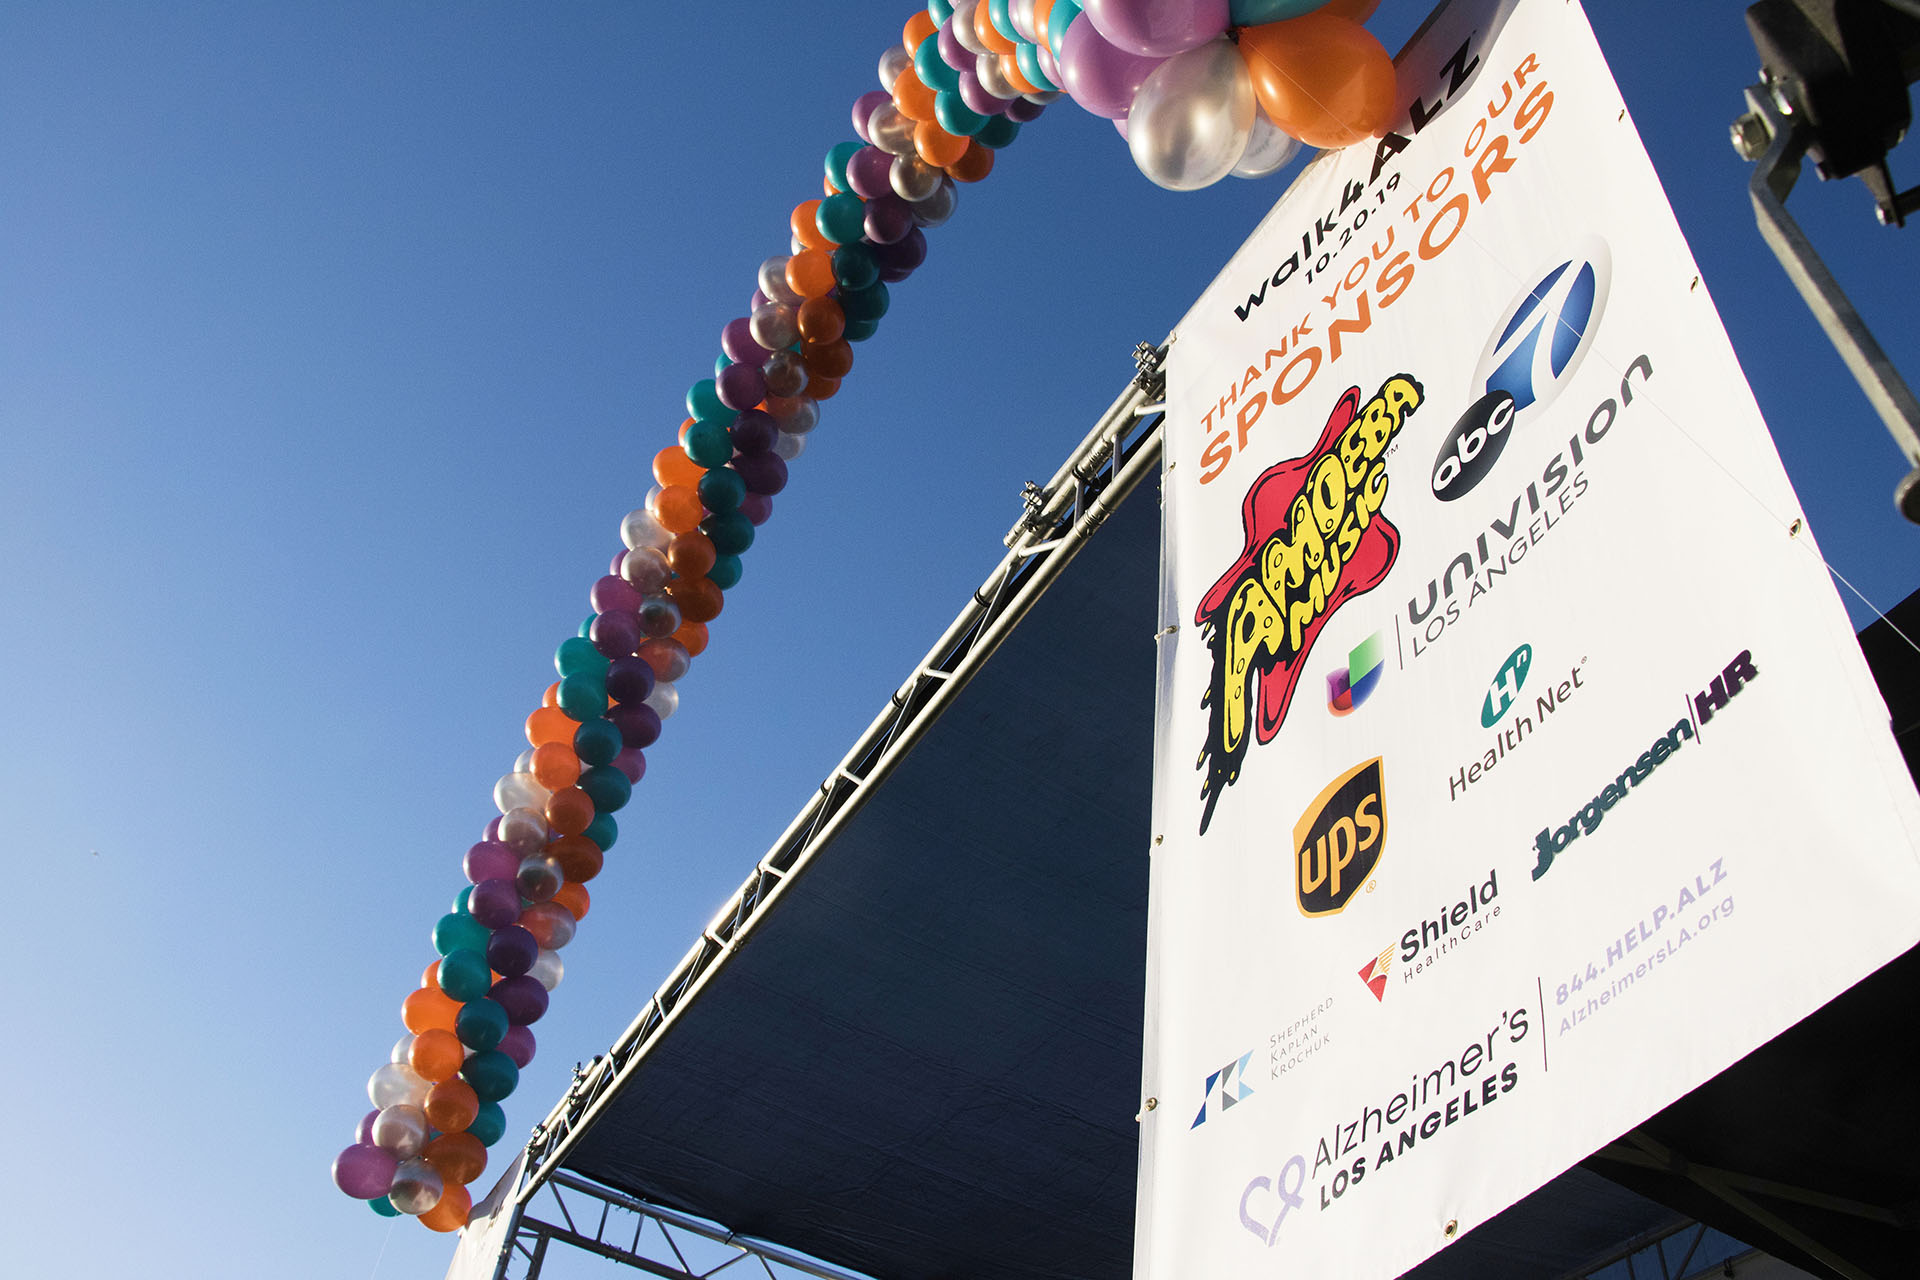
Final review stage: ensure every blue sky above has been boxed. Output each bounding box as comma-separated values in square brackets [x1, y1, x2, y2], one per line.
[1, 3, 1915, 1277]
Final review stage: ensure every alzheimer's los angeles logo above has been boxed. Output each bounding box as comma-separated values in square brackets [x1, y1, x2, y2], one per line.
[1195, 375, 1423, 833]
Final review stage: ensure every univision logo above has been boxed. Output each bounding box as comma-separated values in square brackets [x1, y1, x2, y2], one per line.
[1432, 238, 1611, 502]
[1327, 632, 1387, 716]
[1481, 643, 1533, 728]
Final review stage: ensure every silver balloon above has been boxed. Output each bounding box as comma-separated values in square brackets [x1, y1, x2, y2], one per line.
[878, 43, 911, 92]
[773, 430, 808, 461]
[498, 805, 551, 855]
[891, 153, 943, 202]
[749, 302, 799, 351]
[762, 349, 809, 397]
[789, 232, 806, 256]
[1126, 38, 1254, 191]
[756, 256, 801, 306]
[530, 948, 565, 992]
[621, 546, 671, 593]
[493, 771, 548, 817]
[867, 101, 917, 156]
[644, 680, 678, 720]
[371, 1104, 430, 1158]
[1233, 111, 1301, 178]
[976, 51, 1020, 101]
[620, 507, 671, 552]
[911, 176, 958, 227]
[516, 853, 564, 903]
[638, 595, 682, 639]
[1024, 88, 1061, 105]
[642, 484, 664, 518]
[389, 1034, 415, 1066]
[1010, 0, 1039, 42]
[388, 1157, 445, 1216]
[769, 394, 819, 435]
[367, 1062, 429, 1110]
[513, 747, 535, 774]
[952, 0, 988, 54]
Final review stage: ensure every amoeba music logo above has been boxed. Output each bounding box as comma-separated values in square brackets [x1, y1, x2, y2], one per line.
[1192, 1049, 1257, 1128]
[1431, 238, 1611, 502]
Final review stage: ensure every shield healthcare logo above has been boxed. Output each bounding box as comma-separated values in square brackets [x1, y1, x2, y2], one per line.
[1358, 943, 1394, 1001]
[1195, 375, 1424, 834]
[1431, 238, 1611, 502]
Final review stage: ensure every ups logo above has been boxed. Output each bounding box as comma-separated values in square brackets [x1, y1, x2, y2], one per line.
[1294, 758, 1387, 917]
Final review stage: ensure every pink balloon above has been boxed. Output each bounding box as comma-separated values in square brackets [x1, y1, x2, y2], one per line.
[1081, 0, 1229, 57]
[1057, 15, 1165, 118]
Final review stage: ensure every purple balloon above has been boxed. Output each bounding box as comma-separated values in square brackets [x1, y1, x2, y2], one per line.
[864, 193, 915, 246]
[937, 22, 976, 74]
[333, 1143, 398, 1199]
[1057, 18, 1163, 118]
[470, 877, 523, 929]
[465, 841, 519, 885]
[741, 493, 774, 526]
[720, 316, 769, 366]
[490, 974, 550, 1026]
[1036, 40, 1063, 90]
[499, 1024, 537, 1069]
[749, 287, 769, 312]
[847, 146, 895, 200]
[487, 924, 539, 978]
[715, 361, 766, 412]
[608, 702, 661, 750]
[613, 746, 647, 784]
[732, 450, 789, 497]
[871, 227, 927, 282]
[605, 654, 656, 705]
[589, 575, 641, 615]
[482, 816, 503, 842]
[1081, 0, 1228, 57]
[851, 89, 891, 141]
[355, 1109, 380, 1146]
[960, 70, 1012, 117]
[729, 407, 777, 454]
[590, 608, 642, 659]
[1006, 96, 1047, 123]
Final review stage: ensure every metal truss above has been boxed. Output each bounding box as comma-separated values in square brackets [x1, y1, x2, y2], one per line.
[476, 349, 1170, 1270]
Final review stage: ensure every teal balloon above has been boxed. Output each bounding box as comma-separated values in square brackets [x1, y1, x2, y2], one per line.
[686, 378, 728, 423]
[583, 812, 617, 852]
[709, 554, 743, 590]
[468, 1101, 507, 1147]
[914, 36, 960, 93]
[928, 0, 954, 22]
[833, 244, 879, 292]
[456, 998, 509, 1051]
[697, 466, 746, 513]
[578, 613, 594, 639]
[433, 912, 489, 957]
[1015, 40, 1056, 92]
[935, 90, 987, 136]
[825, 140, 864, 191]
[452, 886, 473, 915]
[714, 353, 731, 375]
[1228, 0, 1328, 22]
[573, 717, 622, 766]
[978, 115, 1021, 149]
[462, 1049, 519, 1103]
[816, 192, 867, 247]
[684, 418, 733, 469]
[839, 281, 890, 323]
[369, 1196, 401, 1218]
[579, 763, 632, 813]
[1046, 0, 1080, 58]
[438, 948, 493, 1002]
[843, 316, 880, 342]
[701, 510, 755, 556]
[988, 0, 1017, 41]
[556, 671, 608, 721]
[555, 636, 607, 678]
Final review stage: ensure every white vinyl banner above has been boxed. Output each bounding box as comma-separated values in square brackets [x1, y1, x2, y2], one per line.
[1139, 1, 1920, 1276]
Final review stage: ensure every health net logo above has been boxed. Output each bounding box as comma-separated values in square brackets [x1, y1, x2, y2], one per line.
[1195, 376, 1423, 834]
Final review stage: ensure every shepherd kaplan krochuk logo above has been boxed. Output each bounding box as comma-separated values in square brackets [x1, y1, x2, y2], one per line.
[1295, 758, 1387, 917]
[1195, 375, 1424, 834]
[1192, 1049, 1257, 1128]
[1431, 238, 1611, 503]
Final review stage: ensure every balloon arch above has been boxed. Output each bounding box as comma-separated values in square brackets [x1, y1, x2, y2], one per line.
[330, 0, 1397, 1232]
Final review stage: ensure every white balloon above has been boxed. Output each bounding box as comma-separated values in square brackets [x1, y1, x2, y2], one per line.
[371, 1104, 430, 1157]
[757, 256, 801, 307]
[493, 771, 549, 816]
[644, 680, 679, 719]
[1233, 111, 1301, 178]
[388, 1157, 444, 1216]
[1126, 38, 1254, 191]
[773, 430, 808, 461]
[389, 1034, 415, 1066]
[499, 805, 551, 855]
[530, 948, 565, 992]
[367, 1062, 429, 1110]
[621, 507, 671, 552]
[952, 0, 989, 55]
[879, 44, 911, 92]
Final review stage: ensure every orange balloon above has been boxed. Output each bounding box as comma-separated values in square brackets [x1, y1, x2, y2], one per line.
[526, 704, 578, 748]
[1320, 0, 1381, 17]
[1001, 51, 1040, 96]
[402, 986, 460, 1036]
[808, 375, 842, 401]
[790, 200, 832, 252]
[421, 961, 441, 989]
[548, 834, 604, 883]
[420, 1181, 472, 1233]
[947, 139, 995, 184]
[796, 296, 846, 344]
[975, 0, 1016, 54]
[530, 741, 581, 790]
[903, 10, 937, 53]
[541, 681, 561, 709]
[802, 338, 853, 380]
[1034, 0, 1058, 39]
[667, 530, 717, 579]
[914, 118, 970, 168]
[425, 1132, 488, 1186]
[786, 248, 836, 299]
[552, 881, 591, 921]
[653, 485, 705, 534]
[409, 1028, 466, 1083]
[1238, 13, 1395, 150]
[653, 445, 704, 488]
[424, 1078, 479, 1133]
[673, 619, 709, 657]
[546, 786, 594, 836]
[665, 576, 724, 624]
[893, 66, 938, 122]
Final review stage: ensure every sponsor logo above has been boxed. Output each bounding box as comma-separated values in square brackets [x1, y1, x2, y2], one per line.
[1530, 650, 1758, 882]
[1480, 643, 1533, 727]
[1269, 997, 1335, 1078]
[1432, 239, 1610, 502]
[1327, 632, 1388, 716]
[1294, 758, 1387, 916]
[1195, 376, 1424, 833]
[1357, 944, 1393, 1001]
[1397, 870, 1503, 984]
[1192, 1049, 1257, 1128]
